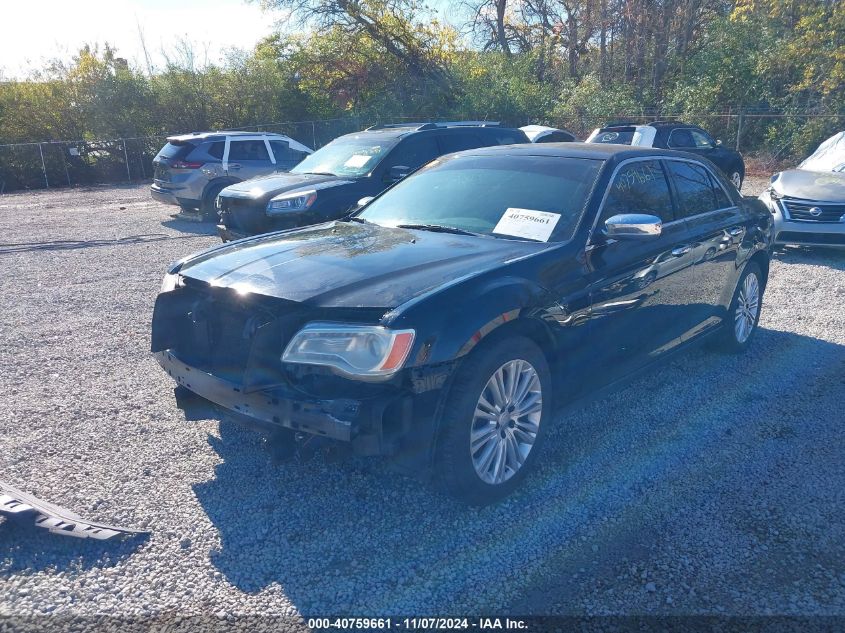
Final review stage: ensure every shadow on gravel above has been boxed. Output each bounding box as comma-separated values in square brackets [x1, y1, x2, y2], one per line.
[190, 328, 845, 614]
[0, 233, 208, 255]
[773, 246, 845, 270]
[161, 218, 219, 236]
[0, 520, 148, 576]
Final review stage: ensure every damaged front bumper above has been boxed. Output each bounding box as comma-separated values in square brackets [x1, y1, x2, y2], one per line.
[0, 480, 147, 540]
[156, 350, 411, 453]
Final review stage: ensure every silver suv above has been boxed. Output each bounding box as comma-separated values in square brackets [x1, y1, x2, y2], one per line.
[151, 131, 313, 219]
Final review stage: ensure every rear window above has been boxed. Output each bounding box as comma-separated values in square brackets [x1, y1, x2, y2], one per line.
[591, 128, 636, 145]
[156, 141, 195, 160]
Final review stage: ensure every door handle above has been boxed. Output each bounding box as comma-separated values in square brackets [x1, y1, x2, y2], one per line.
[728, 227, 744, 236]
[671, 245, 692, 257]
[228, 163, 242, 170]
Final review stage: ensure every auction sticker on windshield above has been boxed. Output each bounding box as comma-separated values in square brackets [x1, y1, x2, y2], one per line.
[345, 154, 374, 168]
[493, 208, 561, 242]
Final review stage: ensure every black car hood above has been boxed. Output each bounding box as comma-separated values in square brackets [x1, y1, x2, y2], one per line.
[177, 222, 544, 308]
[771, 169, 845, 201]
[220, 172, 355, 199]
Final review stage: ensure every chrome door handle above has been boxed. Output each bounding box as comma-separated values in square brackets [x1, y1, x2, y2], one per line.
[228, 163, 242, 170]
[671, 245, 692, 257]
[728, 227, 744, 236]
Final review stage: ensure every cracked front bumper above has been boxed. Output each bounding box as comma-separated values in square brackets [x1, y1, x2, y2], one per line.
[155, 350, 398, 444]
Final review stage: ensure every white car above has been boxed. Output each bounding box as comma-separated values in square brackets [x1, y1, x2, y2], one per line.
[759, 131, 845, 248]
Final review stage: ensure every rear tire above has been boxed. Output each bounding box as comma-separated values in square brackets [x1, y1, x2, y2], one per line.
[715, 262, 763, 353]
[434, 336, 552, 505]
[201, 182, 229, 222]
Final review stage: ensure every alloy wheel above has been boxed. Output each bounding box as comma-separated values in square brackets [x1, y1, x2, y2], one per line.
[470, 359, 542, 485]
[735, 272, 760, 344]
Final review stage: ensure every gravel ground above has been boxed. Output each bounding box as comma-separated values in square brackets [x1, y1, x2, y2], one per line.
[1, 178, 844, 623]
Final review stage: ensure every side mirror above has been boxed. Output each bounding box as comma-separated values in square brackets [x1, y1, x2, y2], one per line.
[385, 165, 410, 183]
[356, 196, 375, 208]
[604, 214, 662, 240]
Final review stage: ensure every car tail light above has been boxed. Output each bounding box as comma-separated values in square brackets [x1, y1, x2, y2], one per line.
[170, 160, 205, 169]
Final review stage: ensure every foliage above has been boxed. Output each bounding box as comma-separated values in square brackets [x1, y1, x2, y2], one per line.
[0, 0, 843, 164]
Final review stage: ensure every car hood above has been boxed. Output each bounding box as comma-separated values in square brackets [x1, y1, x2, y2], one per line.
[177, 221, 545, 308]
[771, 169, 845, 201]
[220, 172, 354, 200]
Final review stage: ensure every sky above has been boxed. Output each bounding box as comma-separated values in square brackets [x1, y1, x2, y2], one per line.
[0, 0, 462, 79]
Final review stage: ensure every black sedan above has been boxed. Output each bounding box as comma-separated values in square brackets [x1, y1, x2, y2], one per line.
[152, 143, 773, 503]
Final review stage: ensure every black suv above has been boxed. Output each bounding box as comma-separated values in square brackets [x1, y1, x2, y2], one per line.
[587, 121, 746, 189]
[215, 122, 529, 241]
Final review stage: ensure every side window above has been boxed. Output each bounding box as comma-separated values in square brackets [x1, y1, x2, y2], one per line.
[207, 142, 224, 160]
[708, 171, 734, 208]
[269, 140, 307, 163]
[665, 160, 719, 218]
[690, 130, 715, 148]
[494, 131, 526, 145]
[437, 133, 484, 154]
[228, 140, 270, 162]
[384, 136, 440, 170]
[668, 129, 695, 149]
[602, 160, 674, 224]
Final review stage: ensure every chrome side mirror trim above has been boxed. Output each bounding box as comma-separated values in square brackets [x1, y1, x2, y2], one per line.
[604, 214, 663, 240]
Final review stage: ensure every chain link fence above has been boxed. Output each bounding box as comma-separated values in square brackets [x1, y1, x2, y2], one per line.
[2, 112, 843, 193]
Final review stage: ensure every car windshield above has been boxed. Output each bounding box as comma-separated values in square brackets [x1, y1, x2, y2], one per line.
[291, 136, 397, 177]
[358, 155, 603, 242]
[590, 129, 635, 145]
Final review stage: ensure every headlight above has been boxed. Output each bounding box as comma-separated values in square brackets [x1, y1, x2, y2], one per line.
[282, 323, 415, 379]
[160, 271, 182, 293]
[266, 189, 317, 215]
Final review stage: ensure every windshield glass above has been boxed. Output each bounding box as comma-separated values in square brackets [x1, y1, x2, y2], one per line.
[292, 136, 397, 177]
[358, 155, 603, 242]
[590, 129, 635, 145]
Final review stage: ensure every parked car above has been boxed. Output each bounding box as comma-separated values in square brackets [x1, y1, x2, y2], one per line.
[152, 143, 772, 503]
[759, 131, 845, 248]
[586, 121, 746, 189]
[520, 124, 577, 143]
[151, 131, 313, 220]
[215, 122, 529, 241]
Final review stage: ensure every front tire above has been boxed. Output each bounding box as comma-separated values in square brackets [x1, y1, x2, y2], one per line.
[201, 182, 229, 222]
[716, 262, 763, 353]
[434, 336, 552, 505]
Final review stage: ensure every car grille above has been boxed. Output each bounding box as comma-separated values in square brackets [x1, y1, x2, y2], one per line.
[782, 198, 845, 223]
[171, 281, 306, 385]
[221, 197, 269, 234]
[777, 231, 845, 246]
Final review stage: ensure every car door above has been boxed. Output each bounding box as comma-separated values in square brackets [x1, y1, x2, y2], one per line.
[664, 158, 747, 338]
[224, 137, 275, 180]
[585, 159, 701, 382]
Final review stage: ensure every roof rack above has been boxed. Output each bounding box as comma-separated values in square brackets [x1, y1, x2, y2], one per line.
[365, 120, 501, 132]
[365, 123, 435, 131]
[602, 121, 638, 128]
[649, 120, 685, 126]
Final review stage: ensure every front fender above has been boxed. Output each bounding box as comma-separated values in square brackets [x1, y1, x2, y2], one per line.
[390, 274, 553, 367]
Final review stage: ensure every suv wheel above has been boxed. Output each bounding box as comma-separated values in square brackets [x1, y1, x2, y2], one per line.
[201, 182, 229, 222]
[435, 336, 551, 505]
[716, 262, 763, 353]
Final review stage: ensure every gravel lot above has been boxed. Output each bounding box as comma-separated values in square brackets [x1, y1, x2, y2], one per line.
[1, 178, 844, 623]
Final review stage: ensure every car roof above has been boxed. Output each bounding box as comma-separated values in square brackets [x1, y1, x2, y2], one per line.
[167, 130, 295, 142]
[333, 121, 519, 143]
[459, 141, 695, 161]
[598, 121, 698, 131]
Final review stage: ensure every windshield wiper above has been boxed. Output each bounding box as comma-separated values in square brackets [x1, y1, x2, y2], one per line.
[302, 171, 336, 176]
[395, 223, 481, 236]
[347, 216, 372, 224]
